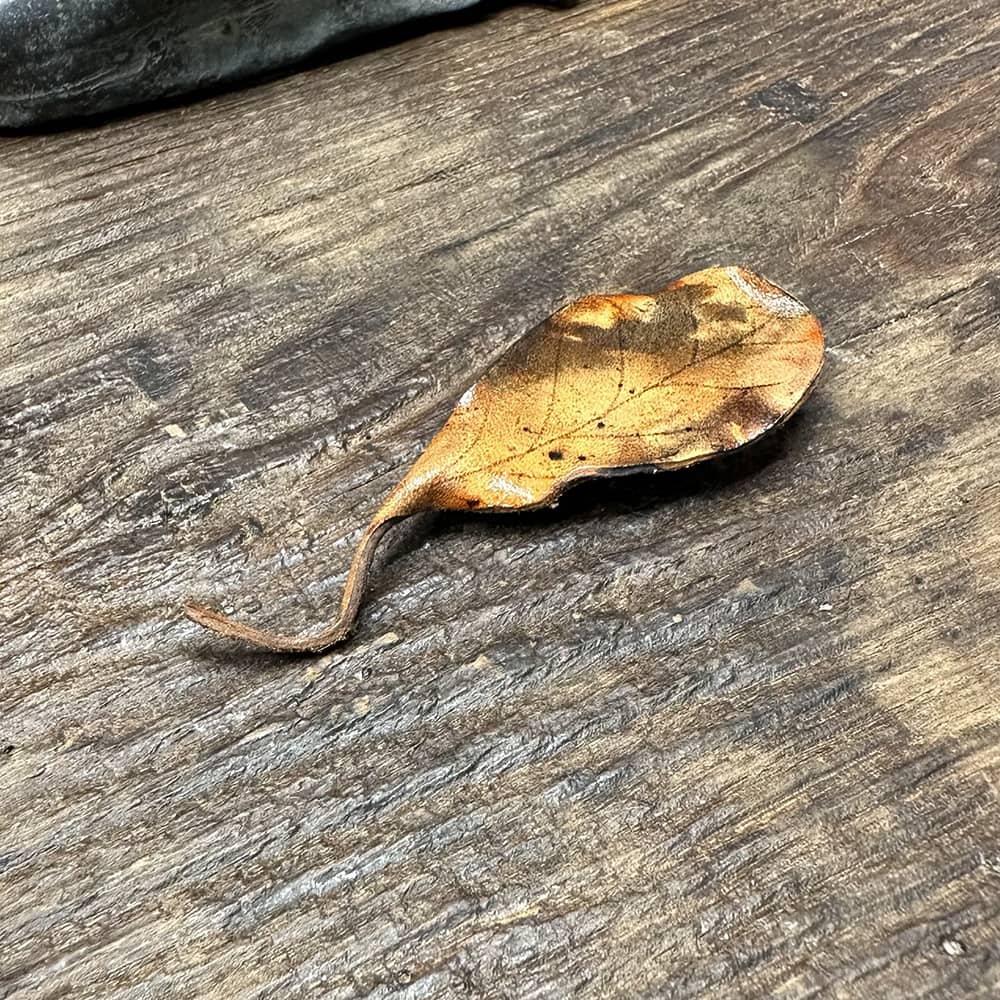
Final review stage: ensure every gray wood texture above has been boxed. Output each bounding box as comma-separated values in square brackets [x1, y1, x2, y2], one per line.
[2, 1, 999, 997]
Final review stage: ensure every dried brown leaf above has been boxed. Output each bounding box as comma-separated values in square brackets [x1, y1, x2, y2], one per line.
[186, 266, 824, 652]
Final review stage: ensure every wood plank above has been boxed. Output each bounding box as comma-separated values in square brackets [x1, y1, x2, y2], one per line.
[2, 0, 999, 996]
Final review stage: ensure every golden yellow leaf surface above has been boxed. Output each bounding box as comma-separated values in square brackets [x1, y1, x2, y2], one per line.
[186, 265, 824, 653]
[403, 265, 823, 513]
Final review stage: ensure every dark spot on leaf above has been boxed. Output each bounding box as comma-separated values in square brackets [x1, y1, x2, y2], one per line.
[712, 388, 780, 436]
[578, 455, 587, 461]
[597, 421, 605, 428]
[522, 426, 530, 432]
[704, 302, 748, 323]
[548, 450, 563, 461]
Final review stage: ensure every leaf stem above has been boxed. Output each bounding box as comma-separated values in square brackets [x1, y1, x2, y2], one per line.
[184, 479, 426, 654]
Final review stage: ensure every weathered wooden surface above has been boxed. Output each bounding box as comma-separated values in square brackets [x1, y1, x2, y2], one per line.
[2, 1, 999, 997]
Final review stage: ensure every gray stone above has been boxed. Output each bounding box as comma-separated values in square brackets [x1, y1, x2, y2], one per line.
[0, 0, 485, 127]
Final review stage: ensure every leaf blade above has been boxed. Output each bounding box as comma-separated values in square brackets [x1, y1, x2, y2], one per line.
[404, 265, 824, 511]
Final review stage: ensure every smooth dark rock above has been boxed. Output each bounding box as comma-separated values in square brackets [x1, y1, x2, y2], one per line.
[0, 0, 484, 127]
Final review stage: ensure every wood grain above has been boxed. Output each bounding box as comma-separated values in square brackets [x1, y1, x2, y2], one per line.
[2, 1, 999, 997]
